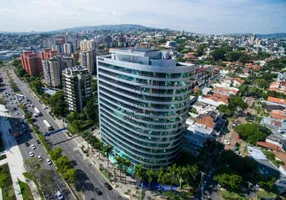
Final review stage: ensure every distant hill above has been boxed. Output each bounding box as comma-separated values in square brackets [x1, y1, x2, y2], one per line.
[52, 24, 164, 33]
[224, 33, 286, 39]
[256, 33, 286, 39]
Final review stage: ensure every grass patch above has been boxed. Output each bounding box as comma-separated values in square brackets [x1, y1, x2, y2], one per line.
[221, 190, 244, 200]
[99, 167, 109, 180]
[257, 189, 277, 199]
[18, 179, 34, 200]
[0, 154, 7, 160]
[0, 163, 16, 200]
[23, 172, 44, 200]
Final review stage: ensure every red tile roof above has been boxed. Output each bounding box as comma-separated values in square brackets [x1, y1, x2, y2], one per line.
[257, 141, 284, 152]
[268, 96, 286, 105]
[196, 115, 214, 129]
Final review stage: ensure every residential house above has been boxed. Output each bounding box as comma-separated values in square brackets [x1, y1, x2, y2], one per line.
[213, 87, 239, 96]
[267, 96, 286, 107]
[271, 110, 286, 120]
[269, 81, 286, 95]
[198, 93, 229, 107]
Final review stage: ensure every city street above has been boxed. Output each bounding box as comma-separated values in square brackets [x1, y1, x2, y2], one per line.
[0, 68, 75, 200]
[7, 68, 126, 200]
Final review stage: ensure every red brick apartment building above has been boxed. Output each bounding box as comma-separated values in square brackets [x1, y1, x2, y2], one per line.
[20, 52, 43, 76]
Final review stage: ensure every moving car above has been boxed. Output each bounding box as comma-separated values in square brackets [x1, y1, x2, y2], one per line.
[104, 182, 112, 190]
[25, 142, 30, 147]
[36, 140, 41, 144]
[95, 187, 103, 195]
[31, 144, 36, 150]
[38, 155, 43, 161]
[46, 158, 52, 165]
[55, 191, 64, 200]
[29, 152, 34, 157]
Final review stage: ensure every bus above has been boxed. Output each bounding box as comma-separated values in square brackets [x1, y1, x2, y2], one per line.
[43, 120, 52, 131]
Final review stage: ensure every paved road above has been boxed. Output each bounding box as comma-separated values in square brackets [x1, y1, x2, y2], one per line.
[8, 68, 126, 200]
[1, 68, 75, 200]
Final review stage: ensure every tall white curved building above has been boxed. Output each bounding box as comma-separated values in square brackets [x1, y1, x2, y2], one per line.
[97, 48, 195, 170]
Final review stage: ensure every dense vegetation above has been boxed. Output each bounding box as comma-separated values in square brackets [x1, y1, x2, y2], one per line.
[234, 123, 272, 144]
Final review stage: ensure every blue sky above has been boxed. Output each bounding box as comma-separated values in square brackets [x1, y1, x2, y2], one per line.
[0, 0, 285, 34]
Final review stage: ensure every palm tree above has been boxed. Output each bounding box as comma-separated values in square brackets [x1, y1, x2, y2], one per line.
[185, 164, 199, 187]
[104, 144, 113, 167]
[167, 163, 177, 190]
[177, 166, 187, 189]
[123, 158, 131, 184]
[112, 162, 117, 178]
[146, 169, 155, 189]
[134, 164, 144, 186]
[115, 155, 124, 180]
[157, 167, 166, 191]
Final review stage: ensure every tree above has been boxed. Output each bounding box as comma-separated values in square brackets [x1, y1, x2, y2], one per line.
[49, 147, 63, 160]
[102, 144, 113, 166]
[56, 156, 72, 174]
[255, 79, 268, 89]
[167, 164, 177, 190]
[146, 169, 155, 189]
[157, 167, 167, 190]
[83, 99, 98, 121]
[115, 156, 124, 180]
[214, 173, 243, 191]
[218, 105, 235, 117]
[212, 48, 227, 61]
[134, 164, 144, 186]
[176, 166, 186, 189]
[63, 168, 76, 183]
[234, 123, 272, 144]
[123, 158, 131, 184]
[24, 158, 40, 174]
[49, 91, 67, 118]
[185, 165, 199, 186]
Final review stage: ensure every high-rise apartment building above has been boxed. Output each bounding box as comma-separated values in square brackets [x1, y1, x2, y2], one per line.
[42, 56, 62, 87]
[80, 50, 95, 74]
[40, 48, 57, 60]
[63, 42, 74, 54]
[62, 66, 92, 112]
[20, 52, 43, 76]
[97, 48, 195, 170]
[80, 39, 96, 51]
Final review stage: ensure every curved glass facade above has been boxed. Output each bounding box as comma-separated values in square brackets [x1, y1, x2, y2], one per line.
[97, 53, 194, 169]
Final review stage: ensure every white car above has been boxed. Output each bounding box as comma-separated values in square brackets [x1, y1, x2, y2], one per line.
[56, 191, 64, 200]
[38, 155, 43, 161]
[46, 158, 52, 165]
[31, 144, 36, 150]
[29, 152, 34, 157]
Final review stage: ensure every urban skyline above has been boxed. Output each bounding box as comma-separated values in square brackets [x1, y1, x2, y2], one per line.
[0, 0, 285, 34]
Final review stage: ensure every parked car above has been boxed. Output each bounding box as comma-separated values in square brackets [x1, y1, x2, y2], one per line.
[46, 158, 52, 165]
[38, 155, 43, 161]
[104, 182, 112, 190]
[36, 140, 41, 144]
[8, 128, 12, 133]
[55, 191, 64, 200]
[95, 188, 103, 195]
[25, 142, 30, 147]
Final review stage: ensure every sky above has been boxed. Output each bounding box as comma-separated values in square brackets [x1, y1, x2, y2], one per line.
[0, 0, 285, 34]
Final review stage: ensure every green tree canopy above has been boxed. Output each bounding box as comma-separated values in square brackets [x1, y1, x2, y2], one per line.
[234, 123, 272, 144]
[49, 91, 68, 118]
[49, 147, 63, 160]
[214, 173, 243, 191]
[56, 156, 73, 174]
